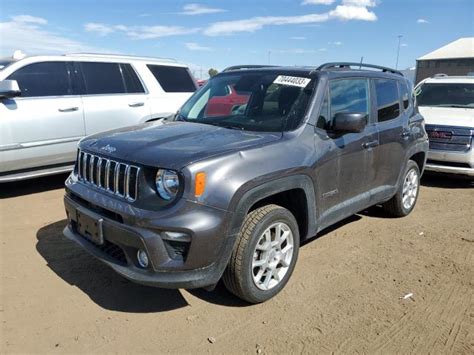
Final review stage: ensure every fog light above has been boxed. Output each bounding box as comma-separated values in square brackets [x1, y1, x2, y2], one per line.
[137, 249, 149, 268]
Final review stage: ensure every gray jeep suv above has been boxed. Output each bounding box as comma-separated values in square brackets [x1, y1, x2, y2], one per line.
[63, 63, 428, 303]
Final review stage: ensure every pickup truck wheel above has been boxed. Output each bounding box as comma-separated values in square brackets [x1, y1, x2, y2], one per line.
[383, 160, 420, 217]
[223, 204, 300, 304]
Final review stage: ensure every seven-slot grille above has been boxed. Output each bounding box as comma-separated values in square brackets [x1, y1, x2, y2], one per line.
[77, 150, 140, 201]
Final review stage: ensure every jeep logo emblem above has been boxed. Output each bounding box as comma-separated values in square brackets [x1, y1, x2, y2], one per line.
[100, 144, 116, 153]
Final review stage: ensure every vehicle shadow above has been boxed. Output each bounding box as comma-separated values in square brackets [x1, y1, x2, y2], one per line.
[36, 219, 189, 313]
[0, 173, 70, 199]
[421, 173, 473, 189]
[36, 219, 250, 311]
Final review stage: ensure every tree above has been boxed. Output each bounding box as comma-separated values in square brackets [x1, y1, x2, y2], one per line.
[208, 68, 219, 77]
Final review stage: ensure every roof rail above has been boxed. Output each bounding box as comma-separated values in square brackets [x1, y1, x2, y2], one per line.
[65, 53, 177, 63]
[316, 62, 403, 76]
[222, 65, 279, 72]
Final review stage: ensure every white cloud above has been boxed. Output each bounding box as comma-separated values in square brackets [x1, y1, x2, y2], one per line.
[185, 42, 213, 51]
[203, 2, 377, 36]
[122, 25, 199, 39]
[329, 5, 377, 21]
[301, 0, 335, 5]
[84, 22, 199, 39]
[204, 13, 331, 36]
[180, 3, 226, 15]
[291, 36, 307, 40]
[0, 15, 109, 56]
[401, 43, 408, 47]
[342, 0, 377, 6]
[84, 22, 115, 36]
[417, 18, 429, 24]
[10, 15, 48, 25]
[328, 41, 343, 45]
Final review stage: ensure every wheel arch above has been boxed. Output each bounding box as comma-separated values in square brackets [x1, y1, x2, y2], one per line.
[228, 174, 317, 241]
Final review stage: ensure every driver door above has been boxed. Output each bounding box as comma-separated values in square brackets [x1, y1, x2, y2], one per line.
[314, 78, 378, 230]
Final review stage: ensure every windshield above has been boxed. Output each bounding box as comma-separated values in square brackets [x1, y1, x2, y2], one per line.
[416, 83, 474, 108]
[177, 72, 314, 132]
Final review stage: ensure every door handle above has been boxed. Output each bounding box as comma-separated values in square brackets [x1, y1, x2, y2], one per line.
[362, 140, 379, 149]
[58, 107, 79, 112]
[128, 102, 145, 107]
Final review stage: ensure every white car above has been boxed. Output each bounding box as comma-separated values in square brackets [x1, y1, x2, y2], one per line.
[0, 53, 197, 182]
[415, 75, 474, 178]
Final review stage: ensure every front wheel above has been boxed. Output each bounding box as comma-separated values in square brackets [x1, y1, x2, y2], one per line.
[383, 160, 421, 217]
[223, 204, 300, 303]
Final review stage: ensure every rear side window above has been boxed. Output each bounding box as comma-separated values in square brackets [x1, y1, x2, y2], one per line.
[398, 81, 410, 110]
[374, 79, 400, 122]
[80, 62, 126, 94]
[121, 64, 145, 93]
[328, 79, 369, 128]
[147, 65, 196, 93]
[8, 61, 72, 97]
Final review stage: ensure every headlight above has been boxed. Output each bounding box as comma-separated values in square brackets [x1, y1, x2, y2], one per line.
[155, 169, 179, 200]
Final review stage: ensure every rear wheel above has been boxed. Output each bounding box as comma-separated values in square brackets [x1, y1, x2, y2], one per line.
[383, 160, 420, 217]
[223, 204, 300, 303]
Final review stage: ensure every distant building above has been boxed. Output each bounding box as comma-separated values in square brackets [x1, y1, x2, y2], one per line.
[415, 37, 474, 84]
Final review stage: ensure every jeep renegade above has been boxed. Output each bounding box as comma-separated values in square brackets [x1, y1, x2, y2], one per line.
[63, 62, 429, 303]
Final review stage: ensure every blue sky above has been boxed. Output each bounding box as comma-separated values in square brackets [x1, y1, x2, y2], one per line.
[1, 0, 473, 78]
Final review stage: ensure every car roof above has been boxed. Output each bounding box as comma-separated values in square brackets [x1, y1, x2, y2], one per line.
[420, 76, 474, 84]
[3, 53, 189, 68]
[217, 65, 406, 81]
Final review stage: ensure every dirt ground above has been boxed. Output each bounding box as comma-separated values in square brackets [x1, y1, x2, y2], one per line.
[0, 173, 473, 354]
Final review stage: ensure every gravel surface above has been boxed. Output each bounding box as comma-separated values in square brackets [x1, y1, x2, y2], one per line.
[1, 173, 473, 354]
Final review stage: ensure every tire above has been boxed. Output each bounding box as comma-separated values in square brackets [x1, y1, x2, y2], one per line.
[383, 160, 420, 217]
[223, 204, 300, 304]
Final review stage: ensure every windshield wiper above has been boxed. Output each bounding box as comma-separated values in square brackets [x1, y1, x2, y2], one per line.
[213, 123, 245, 131]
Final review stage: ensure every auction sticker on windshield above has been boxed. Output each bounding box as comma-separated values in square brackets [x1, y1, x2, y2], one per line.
[273, 75, 311, 88]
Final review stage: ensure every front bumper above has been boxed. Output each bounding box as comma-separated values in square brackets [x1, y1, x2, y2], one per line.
[63, 182, 236, 289]
[425, 149, 474, 177]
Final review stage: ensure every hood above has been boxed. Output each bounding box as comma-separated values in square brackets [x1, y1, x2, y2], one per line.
[80, 121, 282, 170]
[418, 106, 474, 127]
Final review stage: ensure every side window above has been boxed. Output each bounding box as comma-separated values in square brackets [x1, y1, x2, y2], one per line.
[329, 79, 369, 128]
[147, 65, 196, 93]
[316, 91, 329, 129]
[80, 62, 126, 95]
[121, 64, 145, 93]
[7, 61, 72, 97]
[398, 81, 410, 110]
[374, 79, 400, 122]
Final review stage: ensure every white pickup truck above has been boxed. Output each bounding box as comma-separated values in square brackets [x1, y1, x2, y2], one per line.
[0, 53, 196, 182]
[415, 75, 474, 178]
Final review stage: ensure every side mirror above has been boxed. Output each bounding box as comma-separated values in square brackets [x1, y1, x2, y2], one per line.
[0, 80, 21, 99]
[333, 112, 367, 133]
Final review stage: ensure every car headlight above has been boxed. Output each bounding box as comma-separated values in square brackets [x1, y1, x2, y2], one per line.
[155, 169, 180, 200]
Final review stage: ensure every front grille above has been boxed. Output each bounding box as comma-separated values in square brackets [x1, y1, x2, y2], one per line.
[77, 150, 140, 201]
[425, 124, 473, 152]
